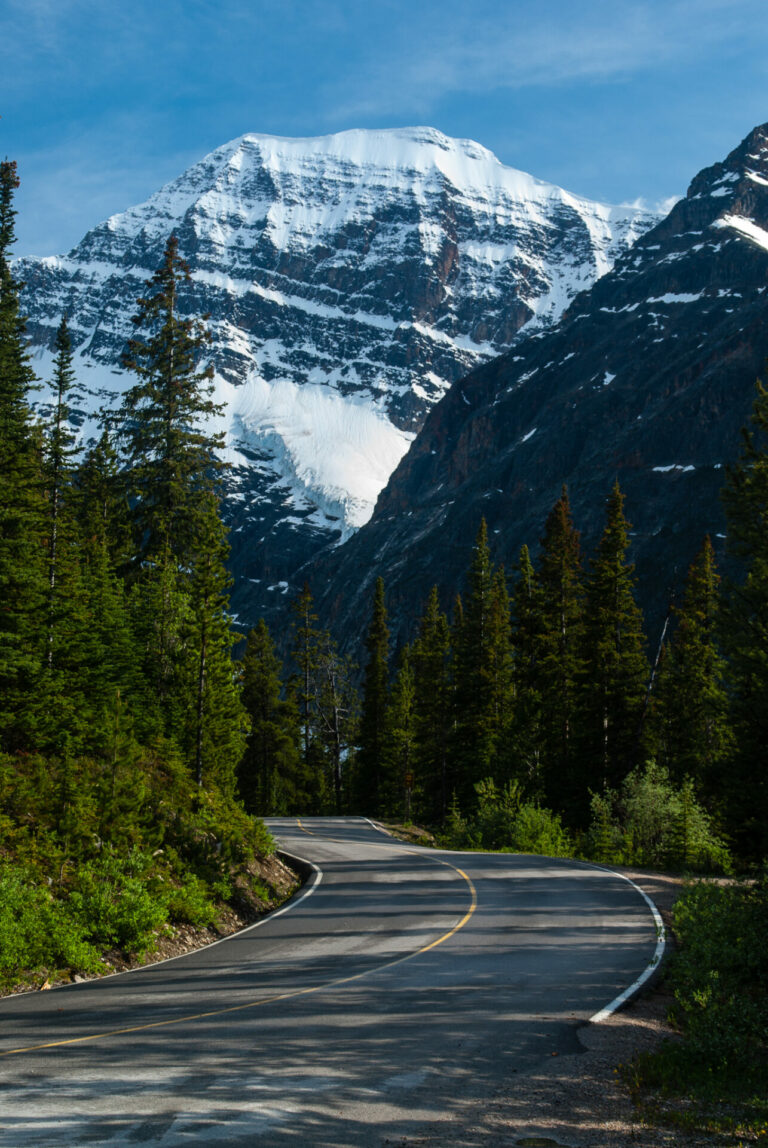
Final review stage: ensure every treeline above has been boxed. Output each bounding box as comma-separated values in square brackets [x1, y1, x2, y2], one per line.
[243, 410, 768, 873]
[0, 163, 277, 986]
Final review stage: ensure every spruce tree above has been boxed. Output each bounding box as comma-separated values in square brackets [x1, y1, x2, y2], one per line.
[0, 160, 47, 750]
[44, 315, 79, 668]
[289, 583, 322, 780]
[356, 577, 390, 815]
[239, 619, 301, 815]
[649, 537, 731, 797]
[536, 487, 584, 817]
[412, 586, 452, 823]
[114, 236, 244, 786]
[383, 644, 417, 820]
[118, 234, 224, 571]
[452, 520, 498, 800]
[578, 482, 648, 808]
[509, 544, 545, 797]
[184, 494, 244, 792]
[720, 378, 768, 858]
[314, 634, 357, 814]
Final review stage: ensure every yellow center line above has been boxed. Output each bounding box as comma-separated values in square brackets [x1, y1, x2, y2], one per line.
[2, 824, 477, 1059]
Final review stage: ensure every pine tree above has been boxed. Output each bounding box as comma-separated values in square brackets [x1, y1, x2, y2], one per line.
[356, 577, 390, 815]
[509, 544, 545, 797]
[314, 634, 357, 815]
[452, 520, 497, 800]
[383, 644, 417, 820]
[649, 537, 731, 796]
[289, 583, 322, 778]
[536, 487, 584, 817]
[184, 494, 245, 792]
[0, 160, 47, 751]
[114, 236, 243, 786]
[118, 234, 224, 571]
[239, 619, 301, 815]
[412, 586, 452, 823]
[720, 378, 768, 858]
[44, 315, 79, 668]
[75, 429, 132, 573]
[578, 482, 648, 809]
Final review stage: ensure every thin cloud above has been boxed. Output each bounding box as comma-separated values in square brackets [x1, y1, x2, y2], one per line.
[323, 0, 768, 122]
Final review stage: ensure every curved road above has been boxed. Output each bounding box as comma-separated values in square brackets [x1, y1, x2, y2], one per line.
[0, 818, 660, 1146]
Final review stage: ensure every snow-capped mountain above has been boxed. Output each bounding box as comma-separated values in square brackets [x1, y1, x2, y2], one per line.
[17, 127, 658, 625]
[311, 122, 768, 652]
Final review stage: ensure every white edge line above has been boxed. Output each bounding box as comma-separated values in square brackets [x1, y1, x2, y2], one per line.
[7, 852, 323, 998]
[588, 865, 666, 1024]
[362, 817, 393, 837]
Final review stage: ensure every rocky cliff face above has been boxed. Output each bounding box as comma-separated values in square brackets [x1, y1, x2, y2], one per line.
[16, 127, 655, 627]
[312, 124, 768, 651]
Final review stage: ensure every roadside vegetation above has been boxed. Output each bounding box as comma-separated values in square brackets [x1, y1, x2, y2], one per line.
[0, 162, 290, 992]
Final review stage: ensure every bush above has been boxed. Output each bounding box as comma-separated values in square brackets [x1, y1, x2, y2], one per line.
[0, 864, 102, 986]
[438, 778, 573, 857]
[670, 876, 768, 1067]
[585, 762, 731, 872]
[68, 849, 167, 953]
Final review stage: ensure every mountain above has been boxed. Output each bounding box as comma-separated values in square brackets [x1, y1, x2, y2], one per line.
[16, 127, 656, 627]
[311, 123, 768, 652]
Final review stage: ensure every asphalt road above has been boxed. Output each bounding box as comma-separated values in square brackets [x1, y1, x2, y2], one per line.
[0, 818, 660, 1146]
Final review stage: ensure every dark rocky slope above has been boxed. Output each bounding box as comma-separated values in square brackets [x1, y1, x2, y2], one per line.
[309, 123, 768, 651]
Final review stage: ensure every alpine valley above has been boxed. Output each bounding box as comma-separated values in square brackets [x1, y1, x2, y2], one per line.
[16, 126, 657, 629]
[312, 122, 768, 653]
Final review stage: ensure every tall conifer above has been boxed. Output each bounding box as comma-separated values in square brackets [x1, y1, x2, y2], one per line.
[0, 161, 46, 750]
[412, 586, 452, 822]
[357, 577, 390, 815]
[578, 482, 648, 807]
[720, 378, 768, 857]
[536, 487, 584, 816]
[649, 536, 731, 796]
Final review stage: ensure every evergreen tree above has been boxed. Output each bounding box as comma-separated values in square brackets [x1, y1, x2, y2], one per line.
[44, 315, 79, 668]
[356, 577, 390, 815]
[114, 236, 243, 786]
[578, 482, 649, 809]
[383, 644, 417, 820]
[452, 520, 497, 800]
[649, 537, 732, 797]
[536, 487, 584, 817]
[314, 634, 357, 815]
[118, 234, 224, 571]
[412, 586, 452, 823]
[720, 378, 768, 858]
[184, 494, 245, 792]
[509, 544, 545, 797]
[75, 429, 132, 573]
[289, 583, 322, 780]
[239, 619, 301, 815]
[0, 160, 47, 751]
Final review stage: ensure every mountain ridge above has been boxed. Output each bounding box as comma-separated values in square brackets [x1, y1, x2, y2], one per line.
[15, 126, 658, 628]
[308, 122, 768, 652]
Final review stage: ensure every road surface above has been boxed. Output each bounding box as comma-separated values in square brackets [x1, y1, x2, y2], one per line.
[0, 818, 660, 1146]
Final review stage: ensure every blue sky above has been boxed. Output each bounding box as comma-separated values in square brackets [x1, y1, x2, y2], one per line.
[3, 0, 768, 255]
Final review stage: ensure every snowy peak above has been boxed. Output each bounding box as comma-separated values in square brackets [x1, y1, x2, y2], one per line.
[17, 126, 660, 629]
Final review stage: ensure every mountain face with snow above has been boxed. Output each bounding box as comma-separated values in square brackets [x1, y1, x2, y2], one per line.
[17, 127, 656, 625]
[312, 123, 768, 651]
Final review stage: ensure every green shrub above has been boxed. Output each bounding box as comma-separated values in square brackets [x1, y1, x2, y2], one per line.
[0, 864, 102, 985]
[585, 762, 731, 872]
[68, 849, 167, 953]
[164, 873, 218, 928]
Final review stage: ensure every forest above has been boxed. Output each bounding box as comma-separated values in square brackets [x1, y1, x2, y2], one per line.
[1, 158, 767, 1124]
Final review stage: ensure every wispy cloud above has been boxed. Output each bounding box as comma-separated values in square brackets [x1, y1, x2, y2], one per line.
[321, 0, 768, 121]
